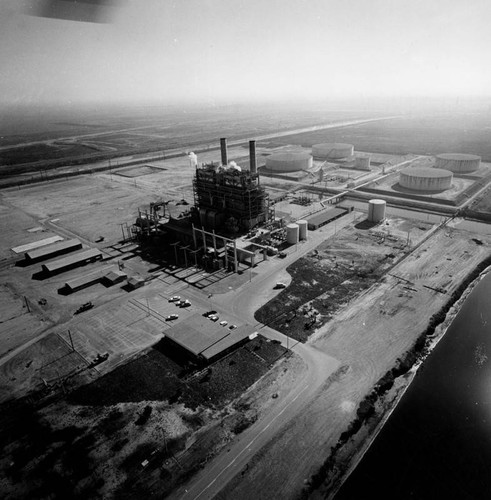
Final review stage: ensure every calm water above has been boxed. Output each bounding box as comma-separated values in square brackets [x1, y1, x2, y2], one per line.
[335, 272, 491, 500]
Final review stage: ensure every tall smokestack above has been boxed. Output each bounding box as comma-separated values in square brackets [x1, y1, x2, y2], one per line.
[220, 138, 228, 166]
[249, 140, 257, 174]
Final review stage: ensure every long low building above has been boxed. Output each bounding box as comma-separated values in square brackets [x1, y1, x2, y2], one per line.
[12, 235, 64, 254]
[25, 239, 82, 262]
[306, 207, 348, 230]
[42, 248, 102, 275]
[164, 313, 254, 363]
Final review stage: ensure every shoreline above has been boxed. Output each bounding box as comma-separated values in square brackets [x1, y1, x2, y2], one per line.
[323, 264, 491, 500]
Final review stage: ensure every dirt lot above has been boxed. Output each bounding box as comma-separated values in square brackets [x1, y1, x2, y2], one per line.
[256, 216, 435, 341]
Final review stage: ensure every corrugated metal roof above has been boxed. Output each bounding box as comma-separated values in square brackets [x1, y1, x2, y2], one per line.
[164, 314, 230, 356]
[12, 236, 64, 254]
[26, 239, 81, 260]
[306, 208, 346, 227]
[42, 248, 102, 272]
[200, 325, 252, 360]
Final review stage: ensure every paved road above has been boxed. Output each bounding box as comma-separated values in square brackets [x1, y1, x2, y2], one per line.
[168, 219, 362, 500]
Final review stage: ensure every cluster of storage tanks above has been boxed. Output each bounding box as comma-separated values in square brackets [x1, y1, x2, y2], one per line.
[285, 220, 308, 244]
[398, 152, 481, 193]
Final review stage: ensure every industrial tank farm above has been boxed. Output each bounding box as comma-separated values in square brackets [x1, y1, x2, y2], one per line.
[312, 143, 354, 160]
[399, 167, 453, 192]
[265, 152, 312, 172]
[435, 153, 481, 173]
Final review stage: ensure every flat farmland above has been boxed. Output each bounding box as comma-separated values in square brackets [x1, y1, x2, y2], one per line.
[266, 114, 491, 160]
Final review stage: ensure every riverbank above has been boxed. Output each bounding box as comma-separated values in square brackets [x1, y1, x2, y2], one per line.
[314, 261, 491, 500]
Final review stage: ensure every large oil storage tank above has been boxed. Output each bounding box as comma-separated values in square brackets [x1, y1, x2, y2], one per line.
[355, 155, 371, 170]
[435, 153, 481, 173]
[399, 167, 453, 192]
[297, 220, 308, 240]
[265, 152, 312, 172]
[286, 223, 299, 244]
[312, 143, 354, 160]
[367, 199, 386, 222]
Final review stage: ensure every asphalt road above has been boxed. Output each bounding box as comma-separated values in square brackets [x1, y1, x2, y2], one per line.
[168, 223, 349, 500]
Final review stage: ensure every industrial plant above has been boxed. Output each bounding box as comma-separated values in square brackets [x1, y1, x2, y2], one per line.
[2, 117, 491, 500]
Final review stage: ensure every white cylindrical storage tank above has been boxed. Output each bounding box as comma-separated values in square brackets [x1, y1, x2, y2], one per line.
[265, 152, 312, 172]
[286, 223, 299, 244]
[434, 153, 481, 173]
[368, 199, 386, 222]
[297, 220, 308, 240]
[312, 143, 354, 159]
[399, 167, 453, 192]
[355, 155, 371, 170]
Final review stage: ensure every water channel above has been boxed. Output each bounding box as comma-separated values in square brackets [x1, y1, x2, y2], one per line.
[335, 271, 491, 500]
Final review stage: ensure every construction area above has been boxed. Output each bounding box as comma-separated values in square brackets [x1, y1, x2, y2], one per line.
[1, 122, 491, 499]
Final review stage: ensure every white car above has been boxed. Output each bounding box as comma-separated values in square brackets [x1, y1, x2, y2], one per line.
[166, 314, 178, 321]
[168, 296, 181, 302]
[229, 324, 237, 330]
[209, 315, 219, 322]
[219, 320, 228, 326]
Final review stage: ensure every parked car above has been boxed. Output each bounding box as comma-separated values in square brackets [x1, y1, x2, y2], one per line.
[74, 302, 94, 315]
[180, 300, 191, 308]
[229, 324, 238, 330]
[275, 282, 286, 289]
[202, 310, 217, 317]
[219, 320, 228, 327]
[209, 315, 219, 322]
[278, 252, 287, 259]
[168, 296, 181, 302]
[165, 314, 179, 321]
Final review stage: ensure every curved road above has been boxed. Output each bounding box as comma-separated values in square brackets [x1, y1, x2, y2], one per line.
[169, 222, 353, 499]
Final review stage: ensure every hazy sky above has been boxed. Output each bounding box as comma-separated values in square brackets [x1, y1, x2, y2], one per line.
[1, 0, 491, 108]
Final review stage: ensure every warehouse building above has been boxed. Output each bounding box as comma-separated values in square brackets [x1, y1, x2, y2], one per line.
[41, 248, 102, 275]
[306, 207, 348, 230]
[163, 313, 254, 364]
[25, 239, 82, 263]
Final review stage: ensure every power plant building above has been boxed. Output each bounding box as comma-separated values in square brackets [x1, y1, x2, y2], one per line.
[399, 167, 453, 192]
[193, 139, 272, 230]
[265, 152, 312, 172]
[434, 153, 481, 173]
[312, 143, 354, 160]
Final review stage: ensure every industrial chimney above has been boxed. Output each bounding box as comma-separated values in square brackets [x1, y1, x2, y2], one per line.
[249, 140, 257, 174]
[220, 138, 228, 166]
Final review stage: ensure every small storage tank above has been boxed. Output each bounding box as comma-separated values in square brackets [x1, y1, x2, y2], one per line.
[368, 199, 386, 222]
[297, 220, 308, 240]
[286, 223, 299, 244]
[355, 155, 371, 170]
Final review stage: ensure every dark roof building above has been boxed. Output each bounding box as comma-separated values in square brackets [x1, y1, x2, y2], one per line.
[41, 248, 102, 275]
[306, 207, 347, 230]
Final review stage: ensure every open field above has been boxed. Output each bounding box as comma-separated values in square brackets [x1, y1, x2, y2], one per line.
[266, 114, 491, 160]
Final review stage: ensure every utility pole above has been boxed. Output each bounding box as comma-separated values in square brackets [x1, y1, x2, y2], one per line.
[24, 296, 30, 313]
[68, 329, 75, 351]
